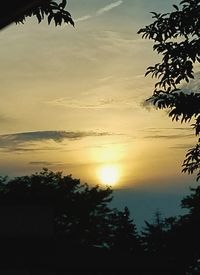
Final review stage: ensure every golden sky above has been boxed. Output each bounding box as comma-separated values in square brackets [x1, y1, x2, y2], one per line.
[0, 0, 197, 196]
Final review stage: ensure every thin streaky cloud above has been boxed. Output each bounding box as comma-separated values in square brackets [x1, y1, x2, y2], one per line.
[144, 134, 194, 140]
[0, 131, 113, 152]
[170, 144, 194, 150]
[145, 127, 192, 131]
[47, 97, 134, 109]
[96, 1, 123, 15]
[29, 161, 64, 166]
[75, 0, 124, 23]
[140, 127, 193, 135]
[29, 161, 54, 166]
[75, 15, 92, 23]
[0, 130, 112, 143]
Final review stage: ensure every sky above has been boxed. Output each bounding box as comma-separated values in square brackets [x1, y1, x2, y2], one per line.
[0, 0, 198, 227]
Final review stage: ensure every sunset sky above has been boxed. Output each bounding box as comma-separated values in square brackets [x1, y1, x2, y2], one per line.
[0, 0, 197, 226]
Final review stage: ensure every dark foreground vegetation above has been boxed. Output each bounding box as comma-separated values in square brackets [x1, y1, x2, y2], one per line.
[0, 169, 199, 275]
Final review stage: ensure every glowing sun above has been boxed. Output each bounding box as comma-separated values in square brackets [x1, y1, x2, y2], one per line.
[98, 165, 120, 186]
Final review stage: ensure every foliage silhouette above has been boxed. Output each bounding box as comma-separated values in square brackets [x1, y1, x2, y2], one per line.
[15, 0, 74, 27]
[108, 206, 141, 253]
[142, 210, 166, 253]
[2, 169, 200, 273]
[139, 183, 200, 274]
[0, 168, 112, 247]
[0, 169, 143, 272]
[0, 0, 74, 30]
[138, 0, 200, 180]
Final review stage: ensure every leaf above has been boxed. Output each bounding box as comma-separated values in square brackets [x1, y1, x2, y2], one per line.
[36, 12, 42, 23]
[59, 0, 67, 9]
[48, 13, 53, 25]
[173, 5, 179, 11]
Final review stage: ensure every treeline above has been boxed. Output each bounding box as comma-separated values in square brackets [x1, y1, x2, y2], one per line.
[0, 169, 199, 274]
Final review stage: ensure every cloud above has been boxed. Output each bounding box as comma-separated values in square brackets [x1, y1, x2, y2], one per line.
[96, 1, 123, 15]
[145, 127, 192, 131]
[75, 1, 124, 23]
[47, 96, 135, 109]
[141, 127, 194, 140]
[28, 161, 81, 168]
[75, 15, 92, 23]
[0, 130, 112, 152]
[170, 144, 194, 150]
[144, 134, 193, 140]
[48, 98, 116, 109]
[29, 161, 54, 166]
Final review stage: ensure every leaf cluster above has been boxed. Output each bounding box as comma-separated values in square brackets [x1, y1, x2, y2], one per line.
[182, 143, 200, 180]
[138, 0, 200, 90]
[15, 0, 74, 27]
[138, 0, 200, 180]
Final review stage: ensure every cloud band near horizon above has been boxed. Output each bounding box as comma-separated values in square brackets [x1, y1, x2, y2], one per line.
[0, 130, 112, 152]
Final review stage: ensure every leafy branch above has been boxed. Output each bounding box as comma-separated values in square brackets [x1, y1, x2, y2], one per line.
[15, 0, 74, 27]
[138, 0, 200, 180]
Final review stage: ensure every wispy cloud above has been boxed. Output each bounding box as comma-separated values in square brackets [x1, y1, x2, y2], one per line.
[144, 134, 193, 140]
[28, 161, 66, 166]
[0, 130, 112, 152]
[170, 144, 194, 150]
[47, 96, 134, 109]
[29, 161, 55, 166]
[142, 127, 193, 132]
[75, 0, 124, 22]
[75, 15, 92, 23]
[48, 98, 116, 109]
[141, 127, 194, 140]
[96, 1, 123, 15]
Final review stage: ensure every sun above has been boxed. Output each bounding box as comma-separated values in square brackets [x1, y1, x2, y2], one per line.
[98, 165, 120, 186]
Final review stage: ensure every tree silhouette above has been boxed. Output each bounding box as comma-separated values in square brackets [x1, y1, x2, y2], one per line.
[139, 185, 200, 273]
[0, 0, 74, 30]
[108, 207, 140, 254]
[170, 185, 200, 273]
[140, 210, 194, 273]
[3, 169, 200, 272]
[15, 0, 74, 27]
[0, 168, 142, 271]
[138, 0, 200, 180]
[0, 169, 113, 246]
[141, 210, 167, 254]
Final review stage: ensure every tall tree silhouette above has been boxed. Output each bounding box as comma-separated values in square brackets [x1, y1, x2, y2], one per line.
[140, 186, 200, 273]
[109, 207, 140, 254]
[142, 210, 166, 254]
[180, 185, 200, 262]
[138, 0, 200, 180]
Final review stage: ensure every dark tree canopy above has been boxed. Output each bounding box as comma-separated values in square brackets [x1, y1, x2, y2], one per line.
[138, 0, 200, 180]
[15, 0, 74, 27]
[2, 169, 200, 272]
[0, 168, 139, 252]
[0, 0, 74, 30]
